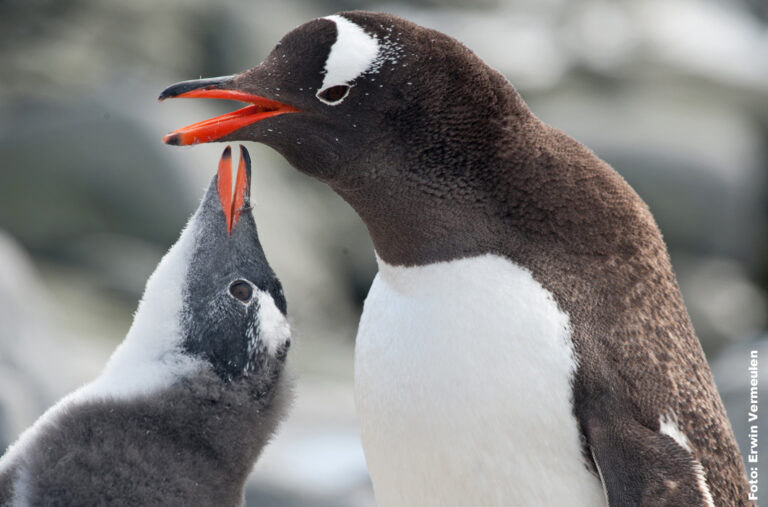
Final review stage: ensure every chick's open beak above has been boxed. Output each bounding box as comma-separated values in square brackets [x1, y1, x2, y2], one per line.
[217, 145, 251, 234]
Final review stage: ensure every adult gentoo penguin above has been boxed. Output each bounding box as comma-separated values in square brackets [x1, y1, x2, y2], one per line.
[159, 12, 750, 506]
[0, 146, 292, 506]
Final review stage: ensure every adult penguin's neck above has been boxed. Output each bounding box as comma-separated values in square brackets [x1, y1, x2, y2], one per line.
[335, 109, 653, 269]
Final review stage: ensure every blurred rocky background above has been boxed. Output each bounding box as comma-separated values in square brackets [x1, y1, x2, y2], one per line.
[1, 0, 766, 504]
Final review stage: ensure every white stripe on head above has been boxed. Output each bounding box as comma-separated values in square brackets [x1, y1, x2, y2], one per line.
[318, 15, 379, 104]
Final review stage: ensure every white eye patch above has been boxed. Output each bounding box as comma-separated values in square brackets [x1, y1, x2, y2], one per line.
[317, 15, 379, 105]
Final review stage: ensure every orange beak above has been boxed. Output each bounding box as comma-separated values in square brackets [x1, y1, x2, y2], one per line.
[160, 78, 299, 146]
[217, 145, 251, 234]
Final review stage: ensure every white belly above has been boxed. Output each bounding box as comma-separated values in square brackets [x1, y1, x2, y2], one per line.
[354, 254, 606, 507]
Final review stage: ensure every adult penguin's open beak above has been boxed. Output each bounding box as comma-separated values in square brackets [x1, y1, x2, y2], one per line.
[159, 75, 299, 146]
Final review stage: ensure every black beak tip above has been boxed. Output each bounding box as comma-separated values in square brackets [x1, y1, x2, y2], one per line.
[158, 84, 184, 102]
[239, 145, 252, 202]
[158, 83, 182, 102]
[163, 133, 182, 146]
[239, 145, 251, 180]
[157, 75, 236, 102]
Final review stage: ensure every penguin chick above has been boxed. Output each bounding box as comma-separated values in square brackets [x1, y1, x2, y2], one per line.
[0, 145, 291, 507]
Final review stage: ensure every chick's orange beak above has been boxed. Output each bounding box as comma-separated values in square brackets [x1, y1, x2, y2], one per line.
[217, 145, 251, 234]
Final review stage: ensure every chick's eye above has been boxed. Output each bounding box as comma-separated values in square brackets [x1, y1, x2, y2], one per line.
[317, 85, 350, 104]
[229, 280, 253, 302]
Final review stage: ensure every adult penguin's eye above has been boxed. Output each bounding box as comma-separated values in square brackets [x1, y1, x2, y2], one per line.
[317, 85, 350, 104]
[229, 280, 253, 302]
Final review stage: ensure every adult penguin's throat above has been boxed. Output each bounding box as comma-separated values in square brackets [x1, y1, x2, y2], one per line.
[159, 76, 299, 146]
